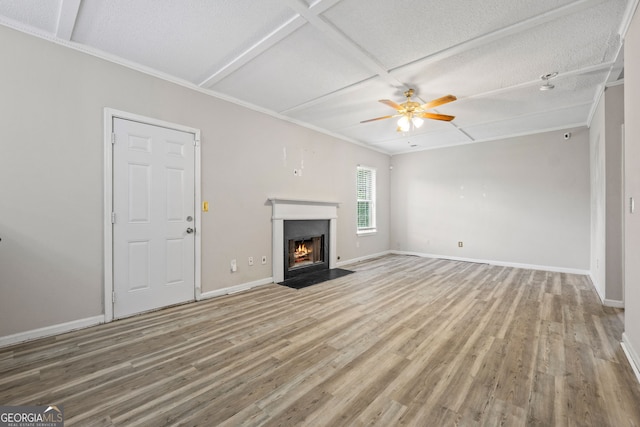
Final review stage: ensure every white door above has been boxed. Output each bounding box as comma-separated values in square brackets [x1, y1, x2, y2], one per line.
[112, 118, 195, 318]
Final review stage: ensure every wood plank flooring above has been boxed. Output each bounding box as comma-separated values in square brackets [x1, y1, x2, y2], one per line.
[1, 255, 640, 426]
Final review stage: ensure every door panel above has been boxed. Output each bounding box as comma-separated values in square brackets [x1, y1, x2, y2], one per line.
[166, 238, 185, 284]
[128, 163, 151, 222]
[166, 168, 185, 221]
[128, 241, 150, 291]
[113, 118, 195, 318]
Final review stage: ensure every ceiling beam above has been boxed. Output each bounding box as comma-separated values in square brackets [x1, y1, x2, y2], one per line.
[55, 0, 81, 41]
[199, 14, 305, 88]
[283, 0, 404, 90]
[279, 76, 376, 114]
[199, 0, 344, 88]
[306, 0, 343, 15]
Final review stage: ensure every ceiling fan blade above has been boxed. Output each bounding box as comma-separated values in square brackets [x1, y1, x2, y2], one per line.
[417, 112, 455, 121]
[419, 94, 457, 110]
[379, 99, 403, 110]
[360, 114, 398, 123]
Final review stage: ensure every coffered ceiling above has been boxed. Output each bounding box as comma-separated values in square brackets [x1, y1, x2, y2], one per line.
[0, 0, 635, 154]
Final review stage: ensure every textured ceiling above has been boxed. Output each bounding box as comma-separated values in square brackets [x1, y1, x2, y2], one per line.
[0, 0, 635, 154]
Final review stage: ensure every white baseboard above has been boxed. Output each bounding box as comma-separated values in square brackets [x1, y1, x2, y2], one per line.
[0, 315, 104, 349]
[199, 277, 274, 300]
[603, 299, 625, 308]
[391, 250, 590, 275]
[337, 250, 393, 267]
[587, 273, 624, 308]
[622, 333, 640, 385]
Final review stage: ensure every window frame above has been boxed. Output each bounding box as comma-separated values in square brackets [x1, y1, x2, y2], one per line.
[356, 165, 377, 235]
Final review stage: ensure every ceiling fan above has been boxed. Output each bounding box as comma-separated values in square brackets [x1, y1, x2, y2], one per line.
[361, 89, 456, 132]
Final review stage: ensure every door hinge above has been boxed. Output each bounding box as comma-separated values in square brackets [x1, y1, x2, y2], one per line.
[193, 139, 200, 147]
[111, 133, 116, 144]
[111, 212, 116, 223]
[112, 291, 116, 303]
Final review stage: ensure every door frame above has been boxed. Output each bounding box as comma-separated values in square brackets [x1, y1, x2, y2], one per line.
[103, 108, 202, 323]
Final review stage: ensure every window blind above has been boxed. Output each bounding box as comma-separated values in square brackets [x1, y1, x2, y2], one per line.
[356, 166, 376, 231]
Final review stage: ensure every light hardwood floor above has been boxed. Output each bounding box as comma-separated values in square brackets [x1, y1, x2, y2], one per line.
[1, 255, 639, 426]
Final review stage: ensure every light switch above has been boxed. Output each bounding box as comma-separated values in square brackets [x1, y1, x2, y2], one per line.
[203, 201, 209, 212]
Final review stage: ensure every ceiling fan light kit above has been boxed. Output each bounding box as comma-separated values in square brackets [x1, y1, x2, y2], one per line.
[361, 88, 457, 132]
[412, 117, 424, 128]
[397, 115, 410, 132]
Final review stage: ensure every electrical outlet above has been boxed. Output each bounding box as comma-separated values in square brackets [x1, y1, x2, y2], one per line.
[230, 259, 237, 272]
[458, 241, 463, 247]
[248, 256, 254, 266]
[261, 255, 267, 264]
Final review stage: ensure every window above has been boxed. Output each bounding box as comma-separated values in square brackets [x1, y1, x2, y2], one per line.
[357, 166, 376, 234]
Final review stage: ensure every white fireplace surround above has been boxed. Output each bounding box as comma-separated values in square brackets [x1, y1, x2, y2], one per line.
[269, 198, 339, 283]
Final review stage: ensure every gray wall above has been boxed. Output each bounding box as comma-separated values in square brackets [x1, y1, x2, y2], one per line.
[604, 85, 624, 303]
[390, 130, 591, 270]
[624, 3, 640, 371]
[0, 25, 390, 337]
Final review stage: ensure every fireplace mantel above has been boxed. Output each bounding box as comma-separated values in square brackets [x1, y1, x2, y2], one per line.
[268, 198, 339, 283]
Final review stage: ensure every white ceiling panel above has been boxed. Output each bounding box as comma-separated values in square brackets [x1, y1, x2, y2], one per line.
[0, 0, 61, 33]
[375, 129, 472, 154]
[339, 115, 409, 143]
[210, 23, 375, 112]
[450, 73, 607, 127]
[284, 78, 398, 129]
[392, 0, 626, 99]
[463, 104, 591, 140]
[321, 0, 577, 70]
[0, 0, 633, 154]
[72, 0, 297, 83]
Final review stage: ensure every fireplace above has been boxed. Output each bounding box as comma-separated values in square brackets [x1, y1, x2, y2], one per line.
[284, 220, 329, 279]
[269, 198, 339, 283]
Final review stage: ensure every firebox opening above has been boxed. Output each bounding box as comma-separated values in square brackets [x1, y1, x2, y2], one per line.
[289, 236, 324, 270]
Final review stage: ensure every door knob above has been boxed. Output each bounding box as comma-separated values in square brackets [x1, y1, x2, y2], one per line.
[186, 228, 194, 234]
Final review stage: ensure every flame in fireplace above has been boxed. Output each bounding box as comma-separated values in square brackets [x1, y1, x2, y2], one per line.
[295, 243, 311, 257]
